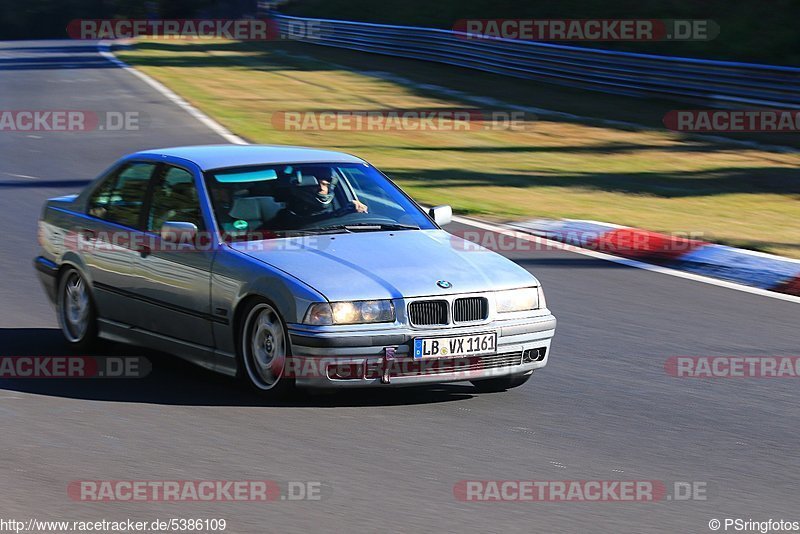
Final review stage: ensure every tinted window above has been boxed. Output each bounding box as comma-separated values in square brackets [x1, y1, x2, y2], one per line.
[88, 162, 156, 228]
[147, 166, 204, 232]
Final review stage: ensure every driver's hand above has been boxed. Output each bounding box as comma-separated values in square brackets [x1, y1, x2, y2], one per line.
[352, 200, 368, 213]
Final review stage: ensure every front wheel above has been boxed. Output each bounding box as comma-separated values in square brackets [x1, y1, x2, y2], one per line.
[238, 299, 295, 398]
[471, 371, 532, 393]
[56, 268, 98, 350]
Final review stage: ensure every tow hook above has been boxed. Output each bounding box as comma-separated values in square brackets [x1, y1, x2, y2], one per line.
[381, 347, 396, 384]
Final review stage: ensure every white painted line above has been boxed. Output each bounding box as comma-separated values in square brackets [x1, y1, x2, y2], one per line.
[3, 172, 38, 180]
[97, 41, 247, 145]
[453, 215, 800, 304]
[98, 41, 800, 304]
[711, 244, 800, 264]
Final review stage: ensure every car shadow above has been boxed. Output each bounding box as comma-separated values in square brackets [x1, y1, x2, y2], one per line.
[0, 328, 477, 407]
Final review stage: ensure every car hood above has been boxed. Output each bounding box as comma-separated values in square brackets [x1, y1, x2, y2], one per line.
[231, 229, 539, 301]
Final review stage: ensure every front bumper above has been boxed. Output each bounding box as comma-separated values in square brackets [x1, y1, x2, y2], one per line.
[287, 313, 556, 388]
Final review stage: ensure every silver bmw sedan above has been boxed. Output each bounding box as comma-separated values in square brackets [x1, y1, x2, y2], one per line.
[35, 145, 556, 397]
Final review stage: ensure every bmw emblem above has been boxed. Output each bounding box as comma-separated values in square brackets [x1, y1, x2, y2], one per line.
[437, 280, 452, 289]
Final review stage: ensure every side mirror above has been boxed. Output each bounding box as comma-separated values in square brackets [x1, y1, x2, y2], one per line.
[161, 221, 198, 244]
[429, 205, 452, 227]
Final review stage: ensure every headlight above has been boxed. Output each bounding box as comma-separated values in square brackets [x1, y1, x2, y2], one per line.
[495, 287, 539, 313]
[304, 300, 395, 325]
[332, 302, 359, 324]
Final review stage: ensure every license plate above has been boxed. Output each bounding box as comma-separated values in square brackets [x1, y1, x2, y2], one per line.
[413, 332, 497, 359]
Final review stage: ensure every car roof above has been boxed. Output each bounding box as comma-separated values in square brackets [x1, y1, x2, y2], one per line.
[134, 144, 366, 171]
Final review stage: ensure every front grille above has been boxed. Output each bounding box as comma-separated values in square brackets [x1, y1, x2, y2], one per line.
[364, 351, 523, 379]
[453, 297, 488, 322]
[408, 300, 448, 326]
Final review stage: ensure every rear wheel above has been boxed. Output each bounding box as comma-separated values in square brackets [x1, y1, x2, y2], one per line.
[471, 371, 532, 393]
[56, 268, 97, 350]
[238, 299, 295, 398]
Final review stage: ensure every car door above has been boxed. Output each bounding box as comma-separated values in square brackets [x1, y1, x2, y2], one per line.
[131, 163, 215, 348]
[81, 161, 158, 326]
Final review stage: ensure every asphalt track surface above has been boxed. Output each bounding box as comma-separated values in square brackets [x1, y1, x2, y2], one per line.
[1, 41, 799, 534]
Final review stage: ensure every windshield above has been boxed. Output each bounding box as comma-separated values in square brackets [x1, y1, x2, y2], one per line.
[204, 162, 435, 239]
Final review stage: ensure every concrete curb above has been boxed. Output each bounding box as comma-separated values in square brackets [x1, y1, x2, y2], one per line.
[507, 219, 800, 297]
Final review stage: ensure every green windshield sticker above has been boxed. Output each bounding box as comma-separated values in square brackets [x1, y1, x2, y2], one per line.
[215, 169, 278, 183]
[233, 220, 249, 230]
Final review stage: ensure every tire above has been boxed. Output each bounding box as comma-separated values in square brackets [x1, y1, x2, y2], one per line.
[471, 371, 533, 393]
[56, 268, 98, 351]
[237, 298, 296, 398]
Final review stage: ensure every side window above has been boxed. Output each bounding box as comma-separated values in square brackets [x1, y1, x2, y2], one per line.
[147, 166, 204, 232]
[87, 174, 116, 219]
[88, 162, 156, 228]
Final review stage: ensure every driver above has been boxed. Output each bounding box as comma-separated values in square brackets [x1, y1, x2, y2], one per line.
[288, 171, 368, 217]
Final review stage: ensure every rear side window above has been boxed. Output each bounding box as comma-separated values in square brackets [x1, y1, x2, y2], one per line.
[147, 166, 204, 232]
[88, 162, 156, 228]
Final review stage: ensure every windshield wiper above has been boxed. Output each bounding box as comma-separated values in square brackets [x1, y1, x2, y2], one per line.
[281, 228, 350, 235]
[313, 223, 420, 232]
[226, 228, 349, 241]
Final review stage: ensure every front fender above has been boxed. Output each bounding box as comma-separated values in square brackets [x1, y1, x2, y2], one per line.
[211, 245, 326, 356]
